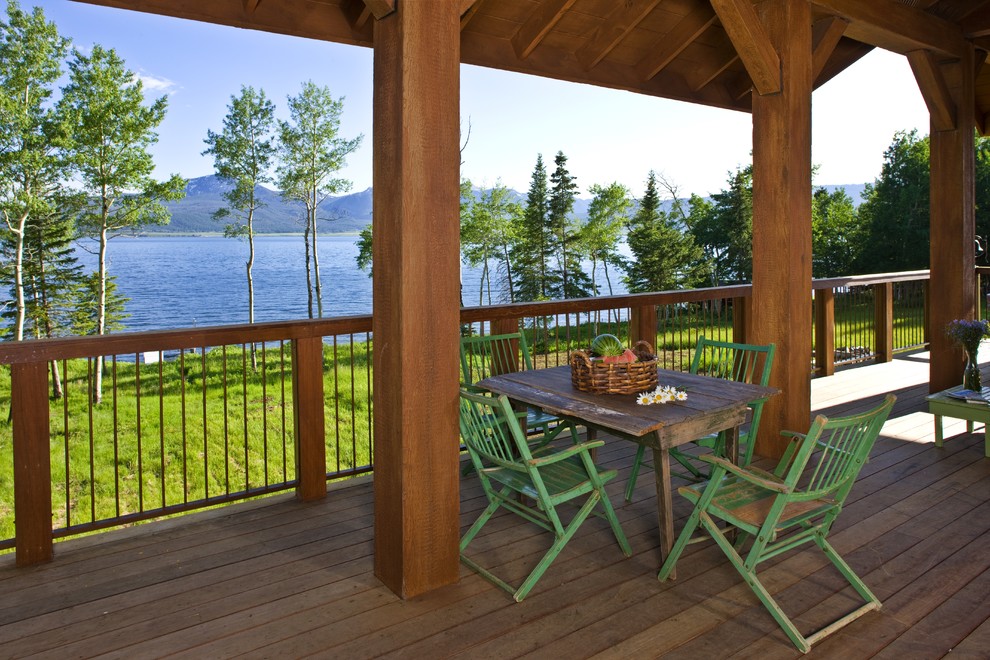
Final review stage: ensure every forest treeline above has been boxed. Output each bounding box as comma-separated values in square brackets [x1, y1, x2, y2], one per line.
[380, 132, 990, 308]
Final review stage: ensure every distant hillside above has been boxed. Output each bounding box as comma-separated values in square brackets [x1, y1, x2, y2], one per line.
[150, 175, 869, 234]
[157, 175, 373, 234]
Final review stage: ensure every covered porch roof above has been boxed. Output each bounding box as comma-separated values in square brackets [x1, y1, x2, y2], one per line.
[69, 0, 989, 599]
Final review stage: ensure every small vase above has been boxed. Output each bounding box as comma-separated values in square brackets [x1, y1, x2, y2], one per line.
[963, 347, 982, 391]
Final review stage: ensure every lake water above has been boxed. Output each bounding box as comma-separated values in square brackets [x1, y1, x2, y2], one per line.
[72, 235, 627, 333]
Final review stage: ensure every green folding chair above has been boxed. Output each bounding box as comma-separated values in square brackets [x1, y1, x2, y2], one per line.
[658, 394, 896, 653]
[460, 331, 567, 445]
[625, 336, 775, 501]
[458, 388, 631, 601]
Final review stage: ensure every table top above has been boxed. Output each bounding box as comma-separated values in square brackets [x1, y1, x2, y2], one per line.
[477, 366, 778, 447]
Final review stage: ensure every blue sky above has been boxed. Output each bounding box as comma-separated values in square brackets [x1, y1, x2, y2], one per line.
[33, 1, 931, 200]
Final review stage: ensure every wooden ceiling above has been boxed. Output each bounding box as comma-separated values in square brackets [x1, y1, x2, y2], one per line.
[75, 0, 990, 130]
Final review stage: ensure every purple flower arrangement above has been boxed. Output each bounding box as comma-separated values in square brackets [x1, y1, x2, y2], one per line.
[946, 319, 990, 354]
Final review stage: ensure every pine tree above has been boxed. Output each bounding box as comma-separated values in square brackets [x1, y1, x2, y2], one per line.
[624, 171, 703, 293]
[511, 154, 555, 302]
[548, 151, 591, 298]
[687, 166, 753, 285]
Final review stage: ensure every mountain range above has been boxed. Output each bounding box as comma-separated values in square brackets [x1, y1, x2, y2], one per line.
[153, 175, 868, 235]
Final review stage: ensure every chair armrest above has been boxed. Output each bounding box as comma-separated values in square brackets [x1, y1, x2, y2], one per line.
[527, 440, 605, 466]
[698, 454, 791, 493]
[774, 431, 805, 477]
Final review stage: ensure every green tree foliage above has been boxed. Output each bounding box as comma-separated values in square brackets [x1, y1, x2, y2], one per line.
[203, 86, 277, 326]
[581, 182, 631, 296]
[461, 181, 521, 305]
[548, 151, 591, 298]
[687, 166, 753, 285]
[356, 224, 373, 277]
[511, 154, 556, 301]
[624, 171, 703, 293]
[58, 44, 185, 401]
[811, 187, 860, 277]
[856, 129, 930, 273]
[975, 136, 990, 264]
[276, 81, 363, 318]
[0, 0, 70, 342]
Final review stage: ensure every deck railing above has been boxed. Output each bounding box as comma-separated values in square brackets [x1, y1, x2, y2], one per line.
[0, 269, 935, 565]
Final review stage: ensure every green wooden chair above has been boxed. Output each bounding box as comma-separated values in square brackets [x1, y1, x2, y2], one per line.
[458, 388, 631, 601]
[625, 336, 776, 501]
[460, 331, 567, 445]
[658, 394, 896, 653]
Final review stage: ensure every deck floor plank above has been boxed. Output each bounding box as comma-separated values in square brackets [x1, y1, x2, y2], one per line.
[1, 351, 989, 658]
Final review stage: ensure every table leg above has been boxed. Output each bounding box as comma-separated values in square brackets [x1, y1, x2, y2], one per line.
[652, 445, 675, 578]
[934, 414, 944, 448]
[724, 425, 740, 465]
[984, 423, 990, 458]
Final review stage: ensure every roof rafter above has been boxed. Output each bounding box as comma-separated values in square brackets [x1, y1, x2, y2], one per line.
[575, 0, 663, 71]
[511, 0, 577, 60]
[963, 3, 990, 38]
[907, 49, 957, 131]
[243, 0, 261, 14]
[811, 16, 848, 80]
[812, 0, 968, 58]
[709, 0, 780, 95]
[636, 2, 716, 82]
[460, 0, 482, 31]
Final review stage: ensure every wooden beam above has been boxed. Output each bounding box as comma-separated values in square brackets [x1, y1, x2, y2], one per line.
[72, 0, 374, 47]
[811, 17, 848, 80]
[511, 0, 577, 60]
[460, 0, 481, 31]
[576, 0, 663, 71]
[964, 3, 990, 38]
[372, 0, 461, 599]
[362, 0, 395, 21]
[636, 2, 717, 81]
[710, 0, 781, 95]
[242, 0, 261, 14]
[929, 47, 977, 393]
[750, 0, 813, 459]
[292, 337, 327, 501]
[345, 0, 373, 32]
[907, 49, 957, 131]
[812, 0, 968, 58]
[686, 50, 739, 93]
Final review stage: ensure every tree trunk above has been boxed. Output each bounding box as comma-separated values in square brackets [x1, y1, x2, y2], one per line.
[12, 210, 28, 342]
[304, 218, 314, 319]
[311, 196, 324, 318]
[246, 209, 257, 370]
[94, 223, 109, 404]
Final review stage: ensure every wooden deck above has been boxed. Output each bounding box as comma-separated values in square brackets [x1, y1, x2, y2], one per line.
[2, 352, 989, 659]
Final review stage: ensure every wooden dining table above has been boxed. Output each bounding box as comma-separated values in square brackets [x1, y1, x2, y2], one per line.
[476, 365, 778, 572]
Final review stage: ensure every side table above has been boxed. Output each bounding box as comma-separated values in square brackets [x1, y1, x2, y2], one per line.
[926, 388, 990, 458]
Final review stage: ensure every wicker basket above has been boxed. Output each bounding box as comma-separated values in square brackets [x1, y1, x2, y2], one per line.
[570, 340, 658, 395]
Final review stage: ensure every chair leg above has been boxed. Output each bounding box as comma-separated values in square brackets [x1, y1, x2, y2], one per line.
[596, 483, 632, 556]
[625, 444, 646, 502]
[657, 497, 706, 581]
[512, 491, 602, 601]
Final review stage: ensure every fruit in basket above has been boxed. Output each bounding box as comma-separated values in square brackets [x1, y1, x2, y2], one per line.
[590, 334, 625, 358]
[603, 348, 638, 364]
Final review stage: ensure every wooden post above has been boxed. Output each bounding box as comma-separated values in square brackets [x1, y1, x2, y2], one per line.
[292, 337, 326, 501]
[372, 0, 461, 598]
[491, 317, 521, 373]
[732, 296, 752, 345]
[12, 361, 53, 566]
[629, 304, 658, 349]
[874, 282, 894, 363]
[927, 47, 976, 393]
[749, 0, 813, 459]
[814, 289, 835, 377]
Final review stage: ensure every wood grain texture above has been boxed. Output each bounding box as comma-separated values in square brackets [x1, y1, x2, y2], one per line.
[371, 0, 462, 598]
[709, 0, 780, 95]
[751, 0, 813, 459]
[874, 282, 894, 363]
[11, 362, 53, 566]
[929, 46, 977, 393]
[907, 48, 957, 131]
[292, 337, 327, 501]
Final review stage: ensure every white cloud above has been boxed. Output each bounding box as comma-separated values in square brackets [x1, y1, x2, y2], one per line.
[135, 71, 177, 95]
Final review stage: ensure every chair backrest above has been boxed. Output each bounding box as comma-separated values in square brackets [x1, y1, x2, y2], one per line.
[460, 332, 535, 387]
[459, 388, 534, 469]
[780, 394, 895, 503]
[690, 336, 776, 387]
